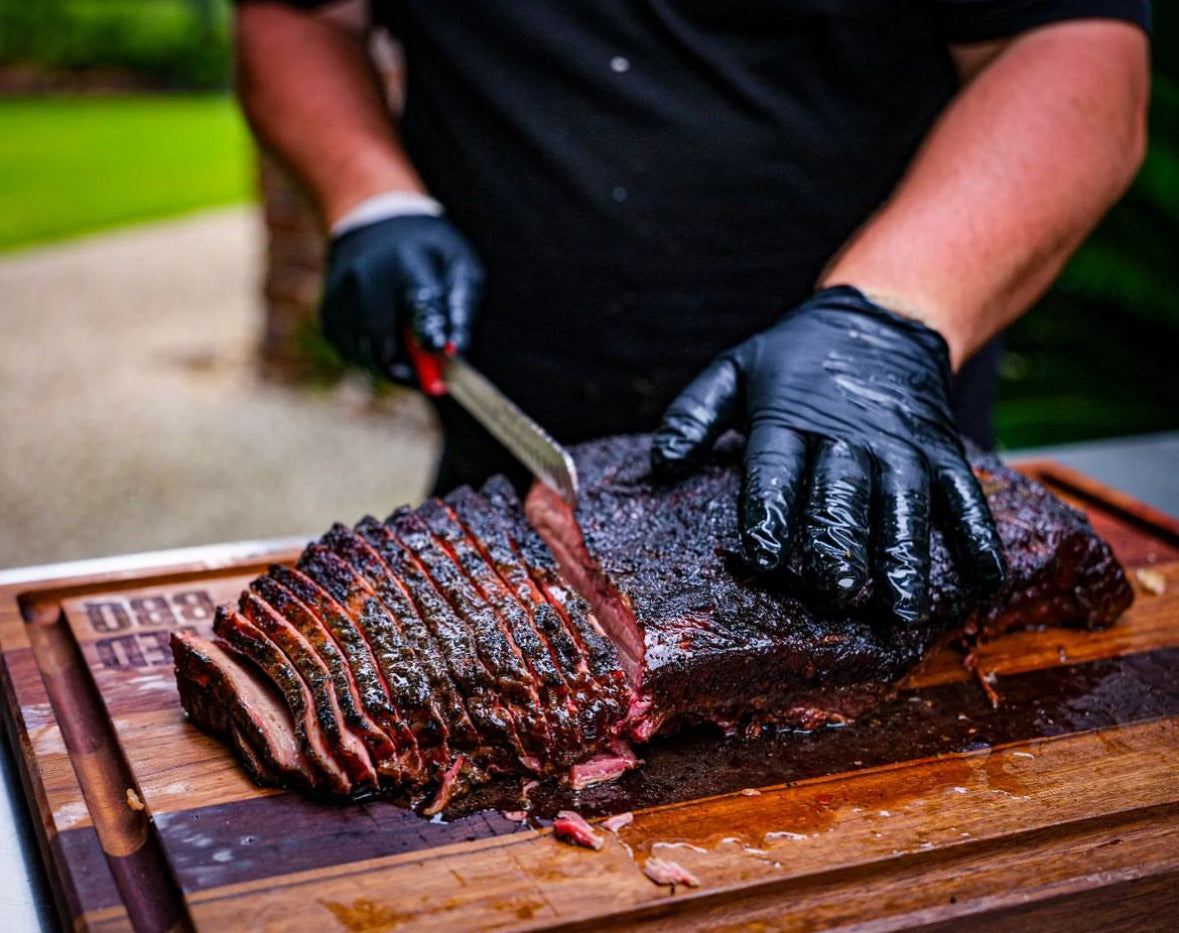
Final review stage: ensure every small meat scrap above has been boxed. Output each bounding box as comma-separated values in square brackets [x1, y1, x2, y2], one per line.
[602, 811, 634, 833]
[125, 788, 145, 812]
[553, 810, 604, 850]
[976, 668, 1002, 709]
[569, 749, 639, 789]
[1136, 567, 1166, 596]
[643, 857, 701, 888]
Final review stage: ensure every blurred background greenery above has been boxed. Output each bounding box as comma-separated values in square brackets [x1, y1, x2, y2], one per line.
[0, 0, 1175, 449]
[0, 0, 231, 91]
[996, 6, 1179, 447]
[0, 0, 249, 247]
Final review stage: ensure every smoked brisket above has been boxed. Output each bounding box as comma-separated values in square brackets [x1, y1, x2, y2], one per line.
[173, 434, 1133, 807]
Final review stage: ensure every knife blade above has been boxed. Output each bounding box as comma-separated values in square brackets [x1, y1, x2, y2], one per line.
[404, 333, 579, 506]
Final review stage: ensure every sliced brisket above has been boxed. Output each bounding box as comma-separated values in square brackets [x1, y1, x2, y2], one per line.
[381, 508, 538, 771]
[249, 574, 408, 782]
[351, 513, 524, 776]
[237, 591, 379, 788]
[211, 607, 354, 794]
[483, 477, 632, 741]
[427, 495, 585, 764]
[411, 499, 556, 765]
[267, 563, 432, 783]
[331, 524, 479, 762]
[443, 488, 591, 760]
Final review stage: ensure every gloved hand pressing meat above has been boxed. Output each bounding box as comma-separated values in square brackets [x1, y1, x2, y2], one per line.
[651, 285, 1007, 626]
[319, 214, 484, 383]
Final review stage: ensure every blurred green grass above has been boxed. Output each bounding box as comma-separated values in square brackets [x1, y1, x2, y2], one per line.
[0, 95, 253, 251]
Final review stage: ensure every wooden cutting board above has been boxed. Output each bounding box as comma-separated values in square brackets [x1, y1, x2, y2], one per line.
[3, 463, 1179, 933]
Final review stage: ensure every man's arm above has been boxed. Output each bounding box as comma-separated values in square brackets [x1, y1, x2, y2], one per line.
[820, 19, 1150, 370]
[235, 1, 424, 229]
[235, 2, 483, 372]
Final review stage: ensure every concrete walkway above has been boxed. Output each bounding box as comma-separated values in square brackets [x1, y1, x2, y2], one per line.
[0, 206, 439, 569]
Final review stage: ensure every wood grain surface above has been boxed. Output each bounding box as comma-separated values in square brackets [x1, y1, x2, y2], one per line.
[2, 464, 1177, 933]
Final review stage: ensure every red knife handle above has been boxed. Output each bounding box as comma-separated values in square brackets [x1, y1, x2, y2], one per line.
[403, 327, 455, 397]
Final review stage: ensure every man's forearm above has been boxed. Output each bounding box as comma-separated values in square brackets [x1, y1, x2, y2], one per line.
[820, 19, 1149, 370]
[235, 1, 425, 229]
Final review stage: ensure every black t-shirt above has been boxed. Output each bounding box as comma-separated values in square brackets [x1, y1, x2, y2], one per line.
[261, 0, 1149, 440]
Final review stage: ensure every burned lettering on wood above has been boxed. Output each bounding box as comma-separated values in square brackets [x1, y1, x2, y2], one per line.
[85, 601, 132, 633]
[96, 626, 196, 670]
[84, 591, 213, 634]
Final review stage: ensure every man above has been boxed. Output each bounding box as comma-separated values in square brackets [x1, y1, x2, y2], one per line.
[234, 1, 1150, 627]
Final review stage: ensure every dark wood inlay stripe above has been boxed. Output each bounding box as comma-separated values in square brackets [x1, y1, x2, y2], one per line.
[153, 796, 525, 893]
[51, 826, 122, 915]
[26, 610, 193, 931]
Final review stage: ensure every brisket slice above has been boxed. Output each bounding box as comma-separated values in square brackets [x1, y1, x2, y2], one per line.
[482, 477, 632, 741]
[171, 630, 307, 788]
[524, 434, 1134, 740]
[175, 432, 1132, 807]
[439, 489, 638, 783]
[325, 525, 479, 764]
[267, 562, 437, 785]
[412, 499, 555, 764]
[382, 508, 537, 771]
[210, 607, 354, 794]
[249, 574, 409, 782]
[424, 496, 584, 764]
[237, 591, 380, 789]
[443, 487, 595, 760]
[354, 513, 529, 776]
[457, 482, 634, 779]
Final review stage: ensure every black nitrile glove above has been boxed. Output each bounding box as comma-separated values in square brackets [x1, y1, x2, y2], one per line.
[652, 285, 1006, 627]
[319, 214, 484, 383]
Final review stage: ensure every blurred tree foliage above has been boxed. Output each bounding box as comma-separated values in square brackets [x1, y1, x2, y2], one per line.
[0, 0, 231, 90]
[995, 8, 1179, 448]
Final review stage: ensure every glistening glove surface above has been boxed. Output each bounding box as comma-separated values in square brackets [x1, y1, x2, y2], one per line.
[319, 214, 484, 383]
[651, 285, 1006, 627]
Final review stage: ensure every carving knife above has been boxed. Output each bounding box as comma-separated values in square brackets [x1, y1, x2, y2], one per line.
[405, 333, 580, 506]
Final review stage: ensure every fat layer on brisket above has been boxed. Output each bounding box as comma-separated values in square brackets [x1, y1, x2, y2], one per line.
[173, 434, 1133, 807]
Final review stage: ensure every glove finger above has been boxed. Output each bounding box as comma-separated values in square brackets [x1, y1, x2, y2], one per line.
[801, 438, 872, 606]
[651, 356, 741, 478]
[873, 447, 932, 627]
[933, 457, 1007, 595]
[443, 254, 484, 354]
[398, 246, 449, 352]
[406, 283, 448, 353]
[739, 423, 808, 573]
[386, 360, 415, 385]
[373, 332, 414, 385]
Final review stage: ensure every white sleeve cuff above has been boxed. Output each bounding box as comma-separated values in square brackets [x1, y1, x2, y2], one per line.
[330, 191, 444, 237]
